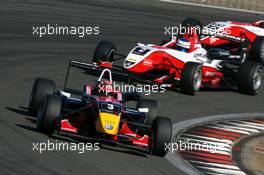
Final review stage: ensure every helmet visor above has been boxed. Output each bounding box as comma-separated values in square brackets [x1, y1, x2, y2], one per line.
[176, 46, 189, 52]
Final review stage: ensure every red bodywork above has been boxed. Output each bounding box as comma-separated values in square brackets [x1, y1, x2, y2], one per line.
[60, 85, 149, 148]
[61, 119, 149, 147]
[201, 21, 264, 49]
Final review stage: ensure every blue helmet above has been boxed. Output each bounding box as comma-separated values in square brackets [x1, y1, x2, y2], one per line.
[176, 38, 191, 53]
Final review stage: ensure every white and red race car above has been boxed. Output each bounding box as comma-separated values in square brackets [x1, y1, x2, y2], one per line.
[181, 18, 264, 65]
[89, 28, 264, 95]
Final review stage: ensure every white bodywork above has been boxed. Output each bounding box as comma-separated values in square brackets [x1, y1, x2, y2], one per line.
[124, 43, 223, 70]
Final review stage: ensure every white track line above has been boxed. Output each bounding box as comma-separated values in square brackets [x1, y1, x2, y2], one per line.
[159, 0, 264, 15]
[178, 137, 232, 148]
[223, 121, 264, 130]
[196, 166, 247, 175]
[181, 134, 233, 144]
[239, 121, 264, 128]
[214, 124, 260, 133]
[190, 161, 241, 170]
[203, 172, 227, 175]
[207, 126, 250, 135]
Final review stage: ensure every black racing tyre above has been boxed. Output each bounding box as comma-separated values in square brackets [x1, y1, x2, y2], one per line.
[37, 95, 62, 134]
[137, 99, 157, 126]
[237, 61, 264, 95]
[180, 62, 202, 95]
[159, 37, 172, 46]
[250, 36, 264, 65]
[181, 17, 203, 36]
[93, 41, 116, 63]
[151, 117, 172, 157]
[28, 78, 55, 117]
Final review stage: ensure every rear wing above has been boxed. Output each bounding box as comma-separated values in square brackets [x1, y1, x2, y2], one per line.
[63, 60, 141, 93]
[253, 20, 264, 27]
[63, 60, 101, 91]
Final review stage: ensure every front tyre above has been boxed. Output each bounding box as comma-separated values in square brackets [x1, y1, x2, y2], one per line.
[237, 61, 264, 95]
[151, 117, 172, 157]
[28, 78, 55, 117]
[137, 99, 157, 126]
[181, 17, 203, 36]
[180, 62, 202, 95]
[93, 41, 116, 63]
[250, 36, 264, 65]
[37, 95, 62, 134]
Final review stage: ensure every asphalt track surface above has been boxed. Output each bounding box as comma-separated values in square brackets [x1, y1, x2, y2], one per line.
[1, 0, 264, 175]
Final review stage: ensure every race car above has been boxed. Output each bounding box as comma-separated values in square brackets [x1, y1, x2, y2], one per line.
[181, 18, 264, 65]
[28, 60, 172, 157]
[89, 29, 264, 95]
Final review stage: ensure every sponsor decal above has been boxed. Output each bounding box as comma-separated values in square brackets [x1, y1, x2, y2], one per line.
[133, 140, 148, 146]
[125, 133, 136, 137]
[138, 108, 149, 113]
[205, 71, 216, 77]
[209, 37, 219, 43]
[104, 120, 115, 125]
[105, 124, 113, 130]
[127, 57, 137, 62]
[143, 59, 153, 66]
[107, 104, 114, 110]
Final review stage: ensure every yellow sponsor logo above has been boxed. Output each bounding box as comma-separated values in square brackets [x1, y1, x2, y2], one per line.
[127, 57, 137, 62]
[96, 112, 120, 135]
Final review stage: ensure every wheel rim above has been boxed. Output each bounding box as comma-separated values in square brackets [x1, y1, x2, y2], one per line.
[261, 48, 264, 63]
[107, 49, 115, 62]
[252, 66, 263, 91]
[193, 67, 202, 91]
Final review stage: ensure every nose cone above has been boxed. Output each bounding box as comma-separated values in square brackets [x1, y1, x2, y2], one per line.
[96, 112, 120, 135]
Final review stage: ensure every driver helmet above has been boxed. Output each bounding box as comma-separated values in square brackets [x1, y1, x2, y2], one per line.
[98, 80, 113, 97]
[176, 37, 191, 53]
[261, 21, 264, 28]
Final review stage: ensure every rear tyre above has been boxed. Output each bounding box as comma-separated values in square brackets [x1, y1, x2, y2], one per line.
[37, 95, 61, 134]
[237, 61, 264, 95]
[93, 41, 116, 63]
[181, 17, 203, 36]
[137, 99, 157, 126]
[250, 36, 264, 65]
[180, 62, 202, 95]
[151, 117, 172, 157]
[28, 78, 55, 117]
